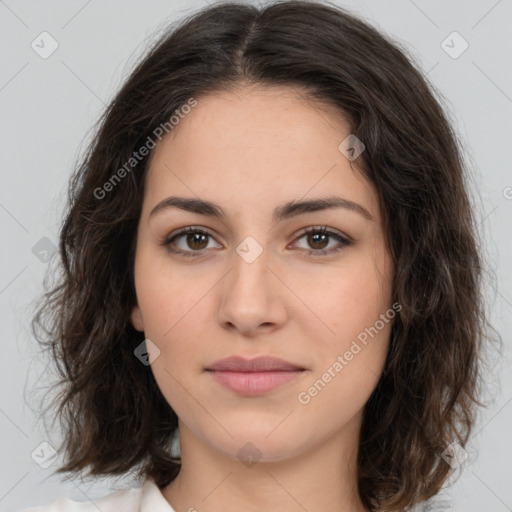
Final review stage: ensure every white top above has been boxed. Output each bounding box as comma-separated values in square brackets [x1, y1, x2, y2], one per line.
[20, 477, 176, 512]
[19, 478, 447, 512]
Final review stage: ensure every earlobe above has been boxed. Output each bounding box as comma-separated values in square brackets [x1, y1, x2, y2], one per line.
[130, 305, 145, 332]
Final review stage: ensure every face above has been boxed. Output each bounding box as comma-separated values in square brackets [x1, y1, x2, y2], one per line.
[130, 85, 395, 463]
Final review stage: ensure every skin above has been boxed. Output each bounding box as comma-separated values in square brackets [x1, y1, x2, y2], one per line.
[130, 84, 395, 512]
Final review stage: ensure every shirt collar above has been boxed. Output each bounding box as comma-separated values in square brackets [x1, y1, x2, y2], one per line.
[139, 476, 176, 512]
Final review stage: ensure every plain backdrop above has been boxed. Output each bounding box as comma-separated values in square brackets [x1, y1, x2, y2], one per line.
[0, 0, 511, 510]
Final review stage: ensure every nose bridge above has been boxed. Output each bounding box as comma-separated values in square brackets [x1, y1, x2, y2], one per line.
[216, 233, 286, 334]
[229, 233, 271, 298]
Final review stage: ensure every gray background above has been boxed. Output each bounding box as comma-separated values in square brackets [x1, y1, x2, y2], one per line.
[1, 0, 511, 510]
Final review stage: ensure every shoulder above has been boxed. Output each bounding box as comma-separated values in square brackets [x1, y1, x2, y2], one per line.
[18, 481, 144, 512]
[18, 477, 174, 512]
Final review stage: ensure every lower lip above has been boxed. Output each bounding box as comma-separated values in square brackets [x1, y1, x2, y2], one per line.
[207, 370, 305, 395]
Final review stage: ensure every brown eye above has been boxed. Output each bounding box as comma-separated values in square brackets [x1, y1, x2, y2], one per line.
[293, 227, 352, 256]
[163, 227, 221, 257]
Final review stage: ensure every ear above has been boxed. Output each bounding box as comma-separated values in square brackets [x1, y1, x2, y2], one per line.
[130, 304, 145, 332]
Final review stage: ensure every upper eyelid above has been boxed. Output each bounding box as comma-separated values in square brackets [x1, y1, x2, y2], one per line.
[293, 225, 351, 241]
[165, 226, 218, 243]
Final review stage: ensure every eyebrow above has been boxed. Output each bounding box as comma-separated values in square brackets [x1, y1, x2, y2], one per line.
[149, 195, 374, 223]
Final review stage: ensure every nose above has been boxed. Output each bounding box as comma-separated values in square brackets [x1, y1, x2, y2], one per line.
[216, 241, 288, 337]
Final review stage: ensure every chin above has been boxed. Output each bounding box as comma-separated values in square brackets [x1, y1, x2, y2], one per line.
[204, 426, 311, 464]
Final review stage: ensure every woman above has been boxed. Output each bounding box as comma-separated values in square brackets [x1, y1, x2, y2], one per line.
[27, 1, 489, 510]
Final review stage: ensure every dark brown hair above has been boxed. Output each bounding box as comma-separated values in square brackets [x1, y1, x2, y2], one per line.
[32, 1, 493, 510]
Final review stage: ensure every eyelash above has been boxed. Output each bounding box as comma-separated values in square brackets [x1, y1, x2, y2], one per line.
[163, 225, 352, 258]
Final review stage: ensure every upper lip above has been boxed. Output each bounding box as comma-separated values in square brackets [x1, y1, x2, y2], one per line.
[206, 356, 304, 372]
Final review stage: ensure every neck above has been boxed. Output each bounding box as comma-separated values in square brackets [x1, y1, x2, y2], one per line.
[161, 418, 369, 512]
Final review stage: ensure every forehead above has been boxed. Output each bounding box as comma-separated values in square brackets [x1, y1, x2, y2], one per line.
[143, 85, 379, 222]
[160, 85, 351, 160]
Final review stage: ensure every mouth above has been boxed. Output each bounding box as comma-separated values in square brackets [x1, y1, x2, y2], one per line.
[205, 356, 306, 396]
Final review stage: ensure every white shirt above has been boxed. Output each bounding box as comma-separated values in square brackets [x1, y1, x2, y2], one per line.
[19, 478, 449, 512]
[20, 477, 176, 512]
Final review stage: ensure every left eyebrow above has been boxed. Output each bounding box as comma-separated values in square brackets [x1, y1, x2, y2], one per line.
[149, 195, 375, 223]
[273, 196, 374, 222]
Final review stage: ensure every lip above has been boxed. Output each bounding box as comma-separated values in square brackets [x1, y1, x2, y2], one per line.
[206, 355, 305, 372]
[205, 356, 306, 396]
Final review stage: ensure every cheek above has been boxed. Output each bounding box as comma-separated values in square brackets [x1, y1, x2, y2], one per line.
[290, 253, 392, 339]
[134, 247, 214, 337]
[333, 274, 391, 340]
[291, 251, 393, 395]
[132, 259, 211, 410]
[296, 258, 393, 417]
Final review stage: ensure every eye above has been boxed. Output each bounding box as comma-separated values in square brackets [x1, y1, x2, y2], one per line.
[291, 226, 352, 256]
[163, 226, 221, 257]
